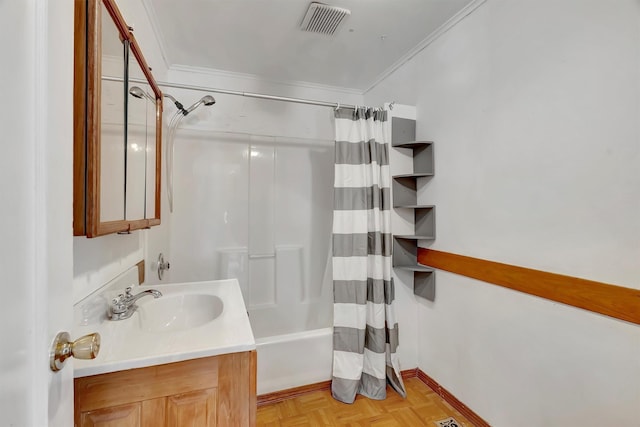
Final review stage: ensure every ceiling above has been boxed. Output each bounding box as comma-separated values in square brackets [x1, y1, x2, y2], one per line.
[144, 0, 476, 91]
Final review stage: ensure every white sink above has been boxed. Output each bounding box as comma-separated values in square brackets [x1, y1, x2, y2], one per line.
[137, 293, 224, 333]
[73, 278, 255, 378]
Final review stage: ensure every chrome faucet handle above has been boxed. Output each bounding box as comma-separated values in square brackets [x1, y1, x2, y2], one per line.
[108, 287, 162, 321]
[110, 296, 127, 315]
[157, 253, 170, 280]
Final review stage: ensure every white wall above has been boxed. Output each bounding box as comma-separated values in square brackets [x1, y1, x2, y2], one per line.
[366, 0, 640, 425]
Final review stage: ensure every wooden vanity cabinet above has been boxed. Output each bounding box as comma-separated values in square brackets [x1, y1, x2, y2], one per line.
[74, 351, 256, 427]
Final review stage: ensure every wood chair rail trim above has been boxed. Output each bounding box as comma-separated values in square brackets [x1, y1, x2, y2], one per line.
[418, 248, 640, 325]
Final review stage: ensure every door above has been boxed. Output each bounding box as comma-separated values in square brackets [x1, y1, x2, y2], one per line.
[0, 1, 75, 426]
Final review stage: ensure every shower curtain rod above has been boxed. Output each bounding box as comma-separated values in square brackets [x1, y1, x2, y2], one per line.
[107, 75, 358, 109]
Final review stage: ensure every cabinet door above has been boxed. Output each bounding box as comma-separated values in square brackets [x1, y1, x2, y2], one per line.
[166, 388, 218, 427]
[98, 1, 128, 224]
[80, 402, 141, 427]
[141, 398, 166, 427]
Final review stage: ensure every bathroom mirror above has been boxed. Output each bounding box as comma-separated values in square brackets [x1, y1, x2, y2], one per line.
[128, 36, 162, 224]
[125, 51, 147, 222]
[73, 0, 162, 237]
[99, 2, 127, 223]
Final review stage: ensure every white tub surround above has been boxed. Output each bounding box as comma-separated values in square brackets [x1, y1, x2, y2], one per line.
[73, 278, 255, 378]
[256, 328, 333, 395]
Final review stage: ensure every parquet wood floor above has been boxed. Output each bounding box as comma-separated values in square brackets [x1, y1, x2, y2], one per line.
[256, 377, 473, 426]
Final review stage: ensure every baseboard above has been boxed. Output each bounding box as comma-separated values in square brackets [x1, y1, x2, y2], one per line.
[257, 380, 332, 407]
[401, 368, 419, 379]
[257, 369, 417, 407]
[257, 368, 490, 427]
[416, 369, 490, 427]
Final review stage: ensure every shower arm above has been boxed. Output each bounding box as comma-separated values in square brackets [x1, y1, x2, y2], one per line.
[163, 93, 186, 115]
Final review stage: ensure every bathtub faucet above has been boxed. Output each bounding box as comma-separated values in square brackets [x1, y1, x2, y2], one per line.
[108, 286, 162, 321]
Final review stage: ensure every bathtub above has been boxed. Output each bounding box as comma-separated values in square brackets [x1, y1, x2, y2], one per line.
[256, 327, 333, 395]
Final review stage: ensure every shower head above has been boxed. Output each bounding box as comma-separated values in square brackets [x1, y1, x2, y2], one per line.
[129, 86, 155, 102]
[202, 95, 216, 106]
[184, 95, 216, 115]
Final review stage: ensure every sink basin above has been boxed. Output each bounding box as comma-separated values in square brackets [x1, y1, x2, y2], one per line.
[137, 294, 224, 333]
[73, 278, 255, 378]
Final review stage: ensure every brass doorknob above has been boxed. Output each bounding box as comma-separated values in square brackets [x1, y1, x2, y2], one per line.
[50, 332, 101, 372]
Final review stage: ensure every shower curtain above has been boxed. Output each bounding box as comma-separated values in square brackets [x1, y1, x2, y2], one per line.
[331, 107, 406, 404]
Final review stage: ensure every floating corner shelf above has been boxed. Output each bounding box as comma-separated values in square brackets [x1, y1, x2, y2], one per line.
[414, 270, 436, 300]
[391, 116, 436, 301]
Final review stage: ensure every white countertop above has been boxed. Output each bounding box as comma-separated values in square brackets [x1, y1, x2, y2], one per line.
[73, 279, 255, 378]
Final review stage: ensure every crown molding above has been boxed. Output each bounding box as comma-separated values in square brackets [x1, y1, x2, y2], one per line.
[138, 0, 486, 99]
[168, 64, 364, 97]
[364, 0, 487, 95]
[140, 0, 172, 70]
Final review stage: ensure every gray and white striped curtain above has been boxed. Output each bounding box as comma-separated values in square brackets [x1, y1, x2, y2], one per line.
[331, 107, 406, 404]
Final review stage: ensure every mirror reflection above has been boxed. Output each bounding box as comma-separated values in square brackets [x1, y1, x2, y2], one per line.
[145, 92, 158, 220]
[99, 2, 126, 222]
[127, 49, 159, 221]
[126, 54, 149, 221]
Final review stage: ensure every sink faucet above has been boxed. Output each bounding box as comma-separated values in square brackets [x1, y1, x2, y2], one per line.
[108, 286, 162, 321]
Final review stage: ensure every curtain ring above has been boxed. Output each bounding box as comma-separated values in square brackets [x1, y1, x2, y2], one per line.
[389, 101, 395, 110]
[335, 102, 340, 111]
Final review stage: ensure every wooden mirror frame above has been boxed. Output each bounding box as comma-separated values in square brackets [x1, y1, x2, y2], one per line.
[73, 0, 162, 237]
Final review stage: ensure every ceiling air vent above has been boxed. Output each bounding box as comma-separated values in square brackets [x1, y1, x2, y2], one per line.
[300, 2, 351, 36]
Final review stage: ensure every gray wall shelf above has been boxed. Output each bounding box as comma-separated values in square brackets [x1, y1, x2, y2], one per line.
[392, 141, 433, 148]
[393, 206, 436, 238]
[394, 172, 434, 178]
[394, 235, 436, 240]
[391, 117, 436, 301]
[391, 142, 434, 175]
